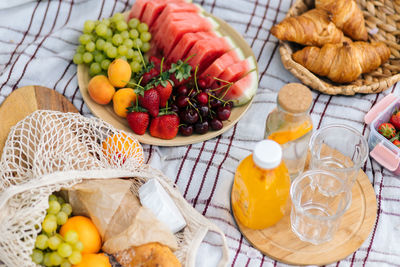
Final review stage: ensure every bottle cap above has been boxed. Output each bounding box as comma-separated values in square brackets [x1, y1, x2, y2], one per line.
[253, 140, 282, 169]
[278, 83, 312, 113]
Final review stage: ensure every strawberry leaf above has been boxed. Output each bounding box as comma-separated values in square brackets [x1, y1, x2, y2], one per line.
[169, 59, 192, 82]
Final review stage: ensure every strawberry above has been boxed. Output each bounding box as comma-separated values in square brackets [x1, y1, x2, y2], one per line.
[378, 122, 397, 139]
[126, 105, 150, 135]
[149, 113, 179, 140]
[393, 139, 400, 148]
[390, 109, 400, 130]
[138, 88, 160, 117]
[155, 81, 173, 108]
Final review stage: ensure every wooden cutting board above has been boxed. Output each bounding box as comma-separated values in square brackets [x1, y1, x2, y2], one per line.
[0, 86, 78, 155]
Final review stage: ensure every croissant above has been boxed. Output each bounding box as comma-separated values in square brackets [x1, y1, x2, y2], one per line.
[315, 0, 368, 41]
[292, 41, 390, 83]
[271, 9, 344, 46]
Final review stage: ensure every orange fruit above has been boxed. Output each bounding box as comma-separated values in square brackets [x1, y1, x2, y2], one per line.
[88, 75, 115, 105]
[101, 132, 144, 165]
[113, 88, 137, 118]
[73, 253, 111, 267]
[108, 59, 132, 88]
[268, 121, 313, 145]
[60, 216, 102, 254]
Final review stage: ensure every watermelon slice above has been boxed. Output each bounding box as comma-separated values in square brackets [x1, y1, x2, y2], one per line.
[222, 59, 258, 106]
[167, 31, 217, 63]
[141, 0, 190, 28]
[200, 48, 244, 87]
[151, 12, 200, 37]
[187, 36, 234, 73]
[129, 0, 149, 20]
[218, 57, 254, 84]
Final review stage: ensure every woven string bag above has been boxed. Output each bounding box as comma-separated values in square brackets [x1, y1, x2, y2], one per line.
[278, 0, 400, 95]
[0, 110, 229, 267]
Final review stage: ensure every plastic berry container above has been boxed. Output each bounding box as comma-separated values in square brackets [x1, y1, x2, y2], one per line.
[364, 94, 400, 174]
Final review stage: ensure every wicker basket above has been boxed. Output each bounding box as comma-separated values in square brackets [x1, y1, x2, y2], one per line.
[279, 0, 400, 95]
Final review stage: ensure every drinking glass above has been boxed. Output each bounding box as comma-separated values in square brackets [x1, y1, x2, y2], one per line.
[309, 124, 369, 188]
[290, 170, 352, 244]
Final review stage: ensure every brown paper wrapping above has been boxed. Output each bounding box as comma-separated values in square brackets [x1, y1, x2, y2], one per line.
[67, 179, 178, 254]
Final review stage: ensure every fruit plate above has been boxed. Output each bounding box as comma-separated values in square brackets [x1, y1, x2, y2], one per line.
[77, 11, 259, 146]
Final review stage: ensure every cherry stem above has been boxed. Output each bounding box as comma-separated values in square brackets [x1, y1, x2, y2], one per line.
[194, 65, 199, 92]
[160, 57, 165, 74]
[183, 54, 196, 64]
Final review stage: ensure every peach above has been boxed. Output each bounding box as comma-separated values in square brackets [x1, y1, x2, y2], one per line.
[113, 88, 137, 118]
[88, 75, 115, 105]
[108, 59, 132, 88]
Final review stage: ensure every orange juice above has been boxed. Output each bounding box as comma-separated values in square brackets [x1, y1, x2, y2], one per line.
[231, 140, 291, 229]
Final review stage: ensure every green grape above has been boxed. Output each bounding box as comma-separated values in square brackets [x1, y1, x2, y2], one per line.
[103, 42, 113, 51]
[123, 39, 134, 48]
[43, 253, 52, 267]
[85, 41, 96, 52]
[106, 28, 113, 38]
[48, 235, 62, 250]
[96, 38, 106, 51]
[130, 61, 142, 73]
[48, 201, 60, 214]
[116, 20, 128, 32]
[35, 234, 49, 250]
[90, 62, 102, 76]
[112, 34, 123, 46]
[117, 55, 127, 61]
[42, 218, 57, 234]
[102, 18, 111, 27]
[128, 18, 140, 29]
[83, 20, 95, 33]
[83, 52, 94, 64]
[58, 243, 73, 258]
[56, 211, 68, 225]
[45, 214, 57, 222]
[118, 45, 128, 56]
[60, 203, 72, 216]
[64, 230, 79, 244]
[76, 45, 85, 54]
[73, 53, 83, 64]
[141, 42, 151, 53]
[79, 34, 91, 45]
[132, 39, 143, 49]
[95, 53, 105, 63]
[48, 195, 57, 202]
[126, 49, 134, 59]
[95, 23, 108, 37]
[68, 251, 82, 265]
[57, 196, 65, 205]
[50, 252, 63, 266]
[112, 12, 125, 22]
[61, 259, 72, 267]
[129, 29, 139, 39]
[137, 22, 148, 33]
[140, 32, 151, 43]
[31, 249, 44, 264]
[106, 46, 118, 58]
[131, 51, 141, 62]
[101, 59, 111, 70]
[120, 31, 129, 40]
[73, 241, 84, 252]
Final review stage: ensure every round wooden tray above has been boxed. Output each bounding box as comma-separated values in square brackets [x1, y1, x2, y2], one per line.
[231, 149, 377, 266]
[77, 12, 259, 146]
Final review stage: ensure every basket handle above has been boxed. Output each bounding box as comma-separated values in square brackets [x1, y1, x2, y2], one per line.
[370, 142, 400, 172]
[364, 93, 397, 124]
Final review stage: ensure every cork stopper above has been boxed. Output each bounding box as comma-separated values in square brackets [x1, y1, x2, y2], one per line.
[278, 83, 312, 113]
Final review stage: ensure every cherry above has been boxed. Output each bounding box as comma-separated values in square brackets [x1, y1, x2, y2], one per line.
[177, 85, 189, 96]
[210, 118, 223, 130]
[198, 79, 207, 89]
[210, 98, 222, 109]
[194, 121, 209, 134]
[224, 101, 234, 109]
[176, 95, 189, 108]
[180, 109, 199, 124]
[180, 125, 194, 136]
[170, 104, 179, 114]
[198, 106, 209, 118]
[196, 92, 208, 106]
[188, 90, 197, 99]
[217, 106, 231, 121]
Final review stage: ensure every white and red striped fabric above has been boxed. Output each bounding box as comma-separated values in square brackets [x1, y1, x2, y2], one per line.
[0, 0, 399, 266]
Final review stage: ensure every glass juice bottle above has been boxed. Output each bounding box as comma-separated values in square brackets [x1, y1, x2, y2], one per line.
[231, 140, 291, 229]
[265, 83, 313, 180]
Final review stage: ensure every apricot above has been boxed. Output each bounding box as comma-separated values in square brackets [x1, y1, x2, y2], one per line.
[113, 88, 137, 118]
[88, 75, 115, 105]
[108, 59, 132, 87]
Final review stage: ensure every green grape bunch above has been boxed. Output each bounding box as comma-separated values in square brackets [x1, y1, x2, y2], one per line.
[73, 13, 152, 77]
[31, 194, 82, 267]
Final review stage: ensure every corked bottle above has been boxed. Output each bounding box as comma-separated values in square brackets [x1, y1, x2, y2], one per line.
[265, 83, 313, 180]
